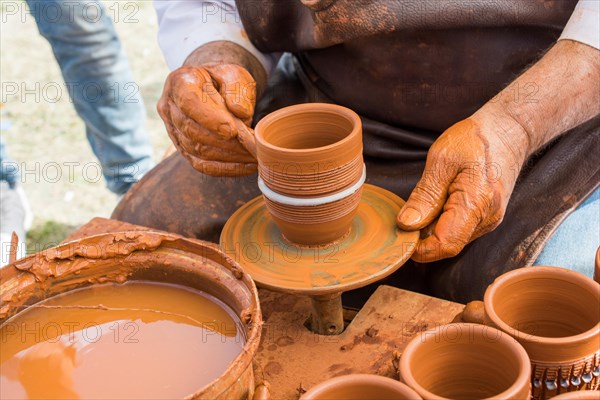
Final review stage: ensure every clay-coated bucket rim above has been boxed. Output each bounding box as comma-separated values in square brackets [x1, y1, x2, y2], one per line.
[301, 374, 422, 399]
[399, 323, 531, 400]
[0, 231, 262, 400]
[484, 266, 600, 347]
[255, 103, 361, 156]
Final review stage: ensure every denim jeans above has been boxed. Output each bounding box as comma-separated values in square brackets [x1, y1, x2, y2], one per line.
[0, 140, 18, 189]
[25, 0, 153, 194]
[534, 186, 600, 277]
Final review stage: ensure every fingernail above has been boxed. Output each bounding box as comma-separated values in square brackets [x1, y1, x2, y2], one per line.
[399, 207, 422, 227]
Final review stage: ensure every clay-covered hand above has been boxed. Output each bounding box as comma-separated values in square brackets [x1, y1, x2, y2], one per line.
[396, 114, 527, 263]
[396, 40, 600, 262]
[157, 63, 258, 176]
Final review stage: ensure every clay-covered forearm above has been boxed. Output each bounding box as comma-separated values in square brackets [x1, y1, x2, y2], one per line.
[184, 40, 268, 96]
[480, 39, 600, 158]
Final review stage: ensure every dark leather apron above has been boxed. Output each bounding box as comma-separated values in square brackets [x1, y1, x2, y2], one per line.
[113, 0, 599, 303]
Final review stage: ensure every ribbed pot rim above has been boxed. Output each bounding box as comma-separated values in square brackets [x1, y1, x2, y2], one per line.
[300, 374, 422, 399]
[484, 266, 600, 348]
[255, 103, 362, 158]
[399, 323, 531, 400]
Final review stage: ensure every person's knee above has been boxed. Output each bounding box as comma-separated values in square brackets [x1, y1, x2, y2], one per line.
[535, 188, 600, 277]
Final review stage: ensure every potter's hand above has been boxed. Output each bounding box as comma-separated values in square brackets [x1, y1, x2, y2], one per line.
[396, 116, 524, 262]
[158, 63, 258, 176]
[397, 39, 599, 262]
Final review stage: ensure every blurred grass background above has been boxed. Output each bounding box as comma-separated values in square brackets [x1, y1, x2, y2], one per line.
[0, 1, 172, 252]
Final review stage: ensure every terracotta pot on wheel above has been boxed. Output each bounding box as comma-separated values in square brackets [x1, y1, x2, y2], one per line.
[255, 103, 364, 246]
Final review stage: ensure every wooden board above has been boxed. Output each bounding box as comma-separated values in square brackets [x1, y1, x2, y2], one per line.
[253, 286, 463, 398]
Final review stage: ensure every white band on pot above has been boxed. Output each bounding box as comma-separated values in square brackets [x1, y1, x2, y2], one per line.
[258, 164, 367, 207]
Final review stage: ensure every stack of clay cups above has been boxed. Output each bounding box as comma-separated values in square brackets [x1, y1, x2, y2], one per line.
[255, 103, 364, 246]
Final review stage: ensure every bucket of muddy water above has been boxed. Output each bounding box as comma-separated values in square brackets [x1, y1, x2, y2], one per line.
[0, 231, 262, 399]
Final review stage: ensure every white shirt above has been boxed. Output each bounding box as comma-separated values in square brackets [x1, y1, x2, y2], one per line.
[559, 0, 600, 50]
[154, 0, 280, 72]
[154, 0, 599, 73]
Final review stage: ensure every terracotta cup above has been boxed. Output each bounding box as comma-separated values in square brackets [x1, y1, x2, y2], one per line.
[399, 323, 532, 400]
[550, 391, 600, 400]
[300, 374, 422, 400]
[481, 266, 600, 399]
[255, 103, 364, 245]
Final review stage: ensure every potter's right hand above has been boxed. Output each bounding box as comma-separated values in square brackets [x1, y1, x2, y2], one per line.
[157, 64, 258, 176]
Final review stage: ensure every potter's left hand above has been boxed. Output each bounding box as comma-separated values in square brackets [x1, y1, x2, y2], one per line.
[396, 113, 527, 263]
[396, 39, 599, 263]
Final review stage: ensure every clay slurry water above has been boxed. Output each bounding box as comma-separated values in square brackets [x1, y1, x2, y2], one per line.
[0, 281, 245, 399]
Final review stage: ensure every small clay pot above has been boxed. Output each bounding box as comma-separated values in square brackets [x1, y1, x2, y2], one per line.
[300, 374, 422, 400]
[255, 103, 364, 246]
[483, 266, 600, 399]
[550, 391, 600, 399]
[399, 323, 532, 400]
[594, 246, 600, 284]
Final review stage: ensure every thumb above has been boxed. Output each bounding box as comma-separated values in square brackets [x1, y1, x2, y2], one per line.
[397, 159, 455, 230]
[205, 64, 256, 121]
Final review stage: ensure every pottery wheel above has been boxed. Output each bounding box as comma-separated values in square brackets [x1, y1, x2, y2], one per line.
[220, 184, 419, 296]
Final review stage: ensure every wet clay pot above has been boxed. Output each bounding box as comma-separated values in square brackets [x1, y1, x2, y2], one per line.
[255, 103, 363, 245]
[594, 246, 599, 284]
[482, 266, 600, 399]
[0, 231, 262, 400]
[550, 391, 600, 399]
[399, 323, 532, 400]
[300, 374, 422, 400]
